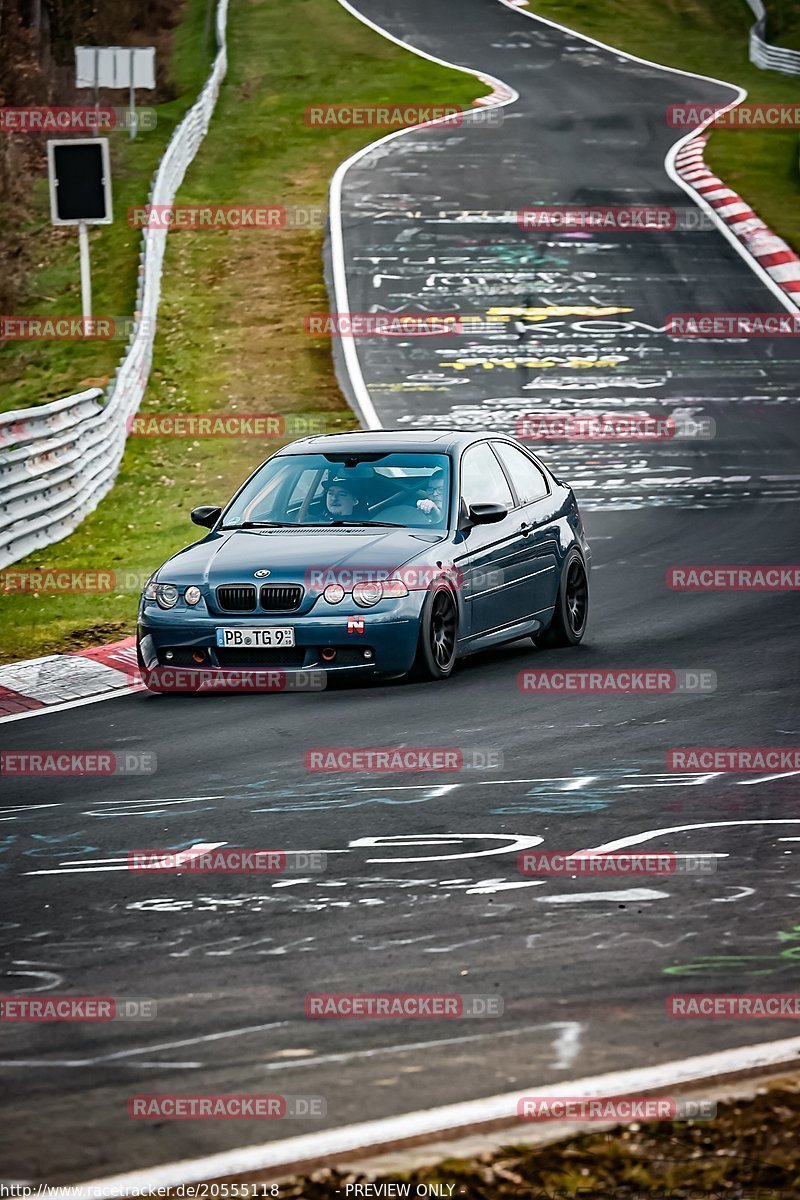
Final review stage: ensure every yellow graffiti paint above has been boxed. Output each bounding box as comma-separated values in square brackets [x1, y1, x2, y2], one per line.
[484, 305, 634, 322]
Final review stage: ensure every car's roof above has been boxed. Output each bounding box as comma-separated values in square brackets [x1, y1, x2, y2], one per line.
[279, 429, 504, 455]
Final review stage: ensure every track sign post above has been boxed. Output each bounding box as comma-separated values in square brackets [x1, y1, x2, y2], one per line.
[47, 138, 112, 323]
[75, 46, 156, 139]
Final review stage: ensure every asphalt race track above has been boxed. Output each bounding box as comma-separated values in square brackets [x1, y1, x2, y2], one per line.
[2, 0, 800, 1184]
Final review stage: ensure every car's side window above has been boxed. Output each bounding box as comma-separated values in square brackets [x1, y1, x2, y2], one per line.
[460, 442, 514, 511]
[492, 442, 549, 505]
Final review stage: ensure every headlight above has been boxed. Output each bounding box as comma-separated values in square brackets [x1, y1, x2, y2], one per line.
[184, 585, 202, 606]
[352, 581, 382, 607]
[143, 579, 158, 601]
[155, 583, 179, 609]
[352, 579, 409, 607]
[323, 583, 345, 604]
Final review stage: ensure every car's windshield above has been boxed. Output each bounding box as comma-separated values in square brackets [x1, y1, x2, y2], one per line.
[222, 452, 452, 530]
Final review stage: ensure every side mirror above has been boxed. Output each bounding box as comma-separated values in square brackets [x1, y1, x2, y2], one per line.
[191, 505, 222, 528]
[466, 502, 508, 527]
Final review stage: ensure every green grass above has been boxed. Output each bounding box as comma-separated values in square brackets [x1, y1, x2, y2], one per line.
[0, 0, 482, 664]
[526, 0, 800, 256]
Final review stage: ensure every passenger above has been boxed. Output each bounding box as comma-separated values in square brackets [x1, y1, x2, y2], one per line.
[416, 470, 446, 522]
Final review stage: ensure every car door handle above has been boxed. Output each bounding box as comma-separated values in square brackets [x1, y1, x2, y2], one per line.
[519, 522, 531, 536]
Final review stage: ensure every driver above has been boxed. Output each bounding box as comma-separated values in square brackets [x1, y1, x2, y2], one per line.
[416, 470, 446, 522]
[325, 476, 367, 521]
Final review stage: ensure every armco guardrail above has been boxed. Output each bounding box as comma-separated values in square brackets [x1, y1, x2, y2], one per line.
[745, 0, 800, 74]
[0, 0, 230, 570]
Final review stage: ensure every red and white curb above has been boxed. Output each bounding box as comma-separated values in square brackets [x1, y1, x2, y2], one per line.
[0, 637, 142, 719]
[674, 134, 800, 305]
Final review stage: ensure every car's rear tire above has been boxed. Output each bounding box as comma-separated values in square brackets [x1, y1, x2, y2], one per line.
[534, 549, 589, 648]
[411, 583, 458, 680]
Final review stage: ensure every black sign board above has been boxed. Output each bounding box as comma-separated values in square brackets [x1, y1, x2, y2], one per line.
[47, 139, 112, 225]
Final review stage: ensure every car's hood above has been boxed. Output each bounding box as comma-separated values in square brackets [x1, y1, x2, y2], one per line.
[159, 526, 446, 585]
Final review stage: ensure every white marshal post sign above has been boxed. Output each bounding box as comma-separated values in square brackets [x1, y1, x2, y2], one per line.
[75, 46, 156, 138]
[47, 139, 112, 324]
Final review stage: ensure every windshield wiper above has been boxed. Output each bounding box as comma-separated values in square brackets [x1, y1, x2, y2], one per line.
[327, 519, 404, 528]
[220, 521, 283, 529]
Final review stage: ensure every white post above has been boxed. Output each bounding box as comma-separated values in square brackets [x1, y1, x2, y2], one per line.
[78, 222, 92, 329]
[129, 48, 137, 139]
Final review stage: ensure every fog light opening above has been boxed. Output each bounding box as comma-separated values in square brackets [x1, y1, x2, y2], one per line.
[322, 647, 337, 662]
[363, 649, 374, 660]
[165, 651, 174, 661]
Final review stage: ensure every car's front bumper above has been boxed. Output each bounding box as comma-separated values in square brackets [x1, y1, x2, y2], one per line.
[137, 593, 424, 685]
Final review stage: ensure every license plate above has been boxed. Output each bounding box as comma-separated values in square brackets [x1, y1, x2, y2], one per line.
[215, 627, 295, 648]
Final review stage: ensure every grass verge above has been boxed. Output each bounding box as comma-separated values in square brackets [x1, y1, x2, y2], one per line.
[0, 0, 482, 664]
[525, 0, 800, 256]
[269, 1080, 800, 1199]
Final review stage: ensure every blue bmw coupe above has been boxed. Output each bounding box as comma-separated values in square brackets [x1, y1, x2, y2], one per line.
[137, 430, 591, 688]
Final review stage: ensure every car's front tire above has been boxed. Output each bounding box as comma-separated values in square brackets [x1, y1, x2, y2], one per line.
[534, 549, 589, 648]
[411, 583, 458, 680]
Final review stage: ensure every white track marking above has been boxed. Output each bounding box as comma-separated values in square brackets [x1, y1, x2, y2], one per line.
[739, 771, 800, 785]
[74, 1037, 800, 1193]
[579, 819, 800, 855]
[4, 964, 63, 992]
[712, 886, 755, 902]
[262, 1021, 580, 1072]
[350, 833, 544, 862]
[24, 842, 227, 877]
[534, 887, 669, 903]
[0, 1021, 289, 1069]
